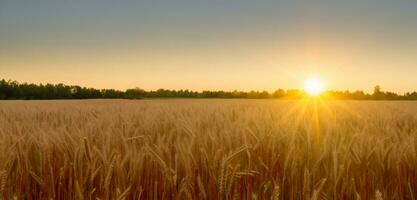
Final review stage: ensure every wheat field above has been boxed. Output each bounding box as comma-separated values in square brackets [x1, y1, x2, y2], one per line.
[0, 99, 416, 199]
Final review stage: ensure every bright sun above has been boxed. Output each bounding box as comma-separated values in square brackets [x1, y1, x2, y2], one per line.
[304, 76, 325, 96]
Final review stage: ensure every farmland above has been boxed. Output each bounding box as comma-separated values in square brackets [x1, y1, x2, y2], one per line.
[0, 99, 416, 199]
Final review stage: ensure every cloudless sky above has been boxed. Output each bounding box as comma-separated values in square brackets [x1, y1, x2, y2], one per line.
[1, 0, 417, 93]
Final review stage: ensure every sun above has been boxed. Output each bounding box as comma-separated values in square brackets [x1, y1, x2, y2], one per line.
[304, 76, 325, 96]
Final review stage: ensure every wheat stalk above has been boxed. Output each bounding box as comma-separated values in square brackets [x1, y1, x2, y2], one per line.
[116, 186, 131, 200]
[272, 184, 280, 200]
[0, 170, 7, 193]
[75, 180, 84, 200]
[29, 171, 44, 187]
[311, 178, 327, 200]
[218, 159, 227, 196]
[83, 137, 92, 161]
[375, 190, 383, 200]
[197, 175, 207, 200]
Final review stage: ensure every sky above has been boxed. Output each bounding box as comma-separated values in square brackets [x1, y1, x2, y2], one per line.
[1, 0, 417, 93]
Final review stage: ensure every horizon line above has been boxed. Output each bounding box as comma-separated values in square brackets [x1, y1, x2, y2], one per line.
[1, 78, 415, 95]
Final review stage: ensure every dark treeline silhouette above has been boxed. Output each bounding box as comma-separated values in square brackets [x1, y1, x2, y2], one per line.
[323, 85, 417, 100]
[1, 79, 417, 100]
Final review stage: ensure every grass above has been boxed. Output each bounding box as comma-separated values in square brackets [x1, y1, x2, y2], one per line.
[0, 99, 416, 199]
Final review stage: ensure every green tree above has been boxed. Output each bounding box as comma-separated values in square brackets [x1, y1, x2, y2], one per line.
[373, 85, 384, 100]
[125, 88, 146, 99]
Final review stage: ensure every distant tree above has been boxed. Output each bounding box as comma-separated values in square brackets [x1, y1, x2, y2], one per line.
[247, 91, 259, 99]
[231, 90, 247, 98]
[125, 88, 146, 99]
[286, 89, 304, 99]
[0, 79, 10, 99]
[373, 85, 384, 100]
[351, 90, 369, 100]
[272, 89, 285, 98]
[259, 91, 270, 98]
[406, 92, 417, 100]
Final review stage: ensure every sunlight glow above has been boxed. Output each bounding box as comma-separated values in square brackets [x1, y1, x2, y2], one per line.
[304, 76, 325, 96]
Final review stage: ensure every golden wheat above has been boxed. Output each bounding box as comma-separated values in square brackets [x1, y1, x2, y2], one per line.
[0, 99, 416, 199]
[0, 170, 6, 193]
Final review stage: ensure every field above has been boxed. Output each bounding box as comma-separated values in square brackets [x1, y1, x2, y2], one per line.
[0, 99, 416, 199]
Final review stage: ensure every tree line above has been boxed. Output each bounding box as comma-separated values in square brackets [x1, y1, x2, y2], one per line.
[1, 78, 417, 100]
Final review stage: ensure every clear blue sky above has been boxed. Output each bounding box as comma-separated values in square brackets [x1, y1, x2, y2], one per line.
[1, 0, 417, 92]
